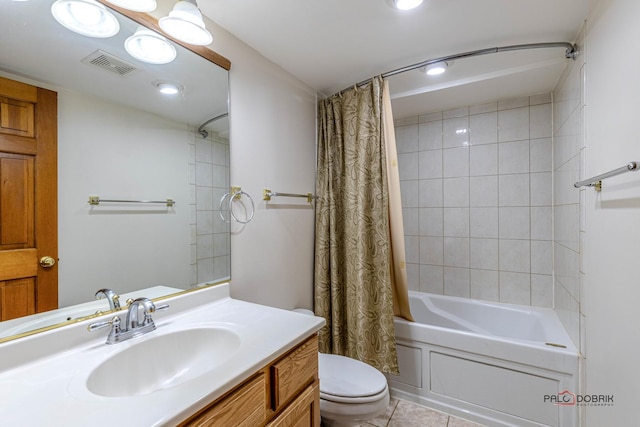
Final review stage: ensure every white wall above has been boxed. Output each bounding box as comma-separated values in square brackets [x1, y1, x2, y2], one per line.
[57, 90, 192, 306]
[582, 0, 640, 424]
[206, 22, 318, 310]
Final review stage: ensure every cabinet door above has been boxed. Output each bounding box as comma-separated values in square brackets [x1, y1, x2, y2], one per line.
[267, 381, 320, 427]
[182, 373, 266, 427]
[271, 335, 318, 412]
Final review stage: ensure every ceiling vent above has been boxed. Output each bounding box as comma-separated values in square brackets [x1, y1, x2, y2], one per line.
[81, 50, 139, 76]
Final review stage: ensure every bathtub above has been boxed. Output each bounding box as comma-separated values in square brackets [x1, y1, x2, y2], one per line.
[387, 291, 578, 427]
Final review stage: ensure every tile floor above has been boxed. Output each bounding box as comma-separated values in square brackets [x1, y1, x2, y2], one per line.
[359, 397, 486, 427]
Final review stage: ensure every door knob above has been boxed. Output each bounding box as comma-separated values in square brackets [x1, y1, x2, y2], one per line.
[40, 256, 56, 268]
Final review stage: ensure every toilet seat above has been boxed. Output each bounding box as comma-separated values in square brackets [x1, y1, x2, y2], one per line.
[318, 353, 388, 404]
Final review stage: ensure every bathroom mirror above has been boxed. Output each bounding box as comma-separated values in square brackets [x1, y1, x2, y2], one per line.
[0, 0, 230, 341]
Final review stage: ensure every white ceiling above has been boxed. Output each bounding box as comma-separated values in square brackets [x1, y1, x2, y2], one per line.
[200, 0, 589, 117]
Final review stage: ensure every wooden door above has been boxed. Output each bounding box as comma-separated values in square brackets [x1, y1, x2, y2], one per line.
[0, 76, 57, 321]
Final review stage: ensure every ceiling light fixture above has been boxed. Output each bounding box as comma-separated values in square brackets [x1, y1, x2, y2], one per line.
[158, 0, 213, 46]
[125, 27, 176, 64]
[422, 61, 448, 76]
[103, 0, 157, 13]
[153, 80, 183, 95]
[392, 0, 424, 10]
[51, 0, 120, 38]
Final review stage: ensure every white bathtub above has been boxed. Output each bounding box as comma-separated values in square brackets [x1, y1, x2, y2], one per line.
[387, 291, 578, 427]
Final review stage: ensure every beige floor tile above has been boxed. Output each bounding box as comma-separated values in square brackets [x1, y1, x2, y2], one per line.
[387, 399, 448, 427]
[365, 397, 399, 427]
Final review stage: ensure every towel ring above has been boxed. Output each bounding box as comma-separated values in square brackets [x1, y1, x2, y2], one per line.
[218, 189, 255, 224]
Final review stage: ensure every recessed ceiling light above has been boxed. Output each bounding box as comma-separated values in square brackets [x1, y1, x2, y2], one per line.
[153, 80, 183, 95]
[422, 61, 448, 76]
[392, 0, 424, 10]
[125, 27, 176, 64]
[51, 0, 120, 38]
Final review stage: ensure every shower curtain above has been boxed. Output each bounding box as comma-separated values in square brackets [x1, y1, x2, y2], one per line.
[314, 77, 412, 374]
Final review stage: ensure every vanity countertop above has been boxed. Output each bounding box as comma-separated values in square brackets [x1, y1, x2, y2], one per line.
[0, 283, 325, 426]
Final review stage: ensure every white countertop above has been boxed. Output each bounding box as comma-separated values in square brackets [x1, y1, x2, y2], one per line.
[0, 283, 325, 426]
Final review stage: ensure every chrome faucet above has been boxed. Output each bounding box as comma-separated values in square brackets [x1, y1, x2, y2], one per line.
[88, 297, 169, 344]
[95, 288, 121, 311]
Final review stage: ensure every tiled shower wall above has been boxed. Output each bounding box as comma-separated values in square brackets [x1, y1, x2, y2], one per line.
[395, 95, 553, 307]
[189, 131, 231, 286]
[552, 29, 585, 351]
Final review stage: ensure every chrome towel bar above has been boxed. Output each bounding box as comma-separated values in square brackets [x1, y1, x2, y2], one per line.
[574, 161, 639, 191]
[88, 196, 175, 206]
[263, 188, 316, 203]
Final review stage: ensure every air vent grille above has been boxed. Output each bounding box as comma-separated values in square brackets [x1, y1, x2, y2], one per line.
[81, 50, 139, 76]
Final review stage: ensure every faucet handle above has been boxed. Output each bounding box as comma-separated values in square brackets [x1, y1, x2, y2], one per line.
[142, 303, 169, 325]
[88, 316, 121, 344]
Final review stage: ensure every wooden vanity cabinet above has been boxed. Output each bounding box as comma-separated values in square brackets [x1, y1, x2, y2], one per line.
[180, 334, 320, 427]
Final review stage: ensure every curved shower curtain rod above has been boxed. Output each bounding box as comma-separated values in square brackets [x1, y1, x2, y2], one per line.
[197, 112, 229, 138]
[354, 41, 578, 88]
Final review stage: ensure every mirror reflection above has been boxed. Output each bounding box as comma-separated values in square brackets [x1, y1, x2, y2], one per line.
[0, 0, 230, 340]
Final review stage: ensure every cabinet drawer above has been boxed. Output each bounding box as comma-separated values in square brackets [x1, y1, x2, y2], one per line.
[266, 381, 320, 427]
[271, 335, 318, 411]
[183, 373, 266, 427]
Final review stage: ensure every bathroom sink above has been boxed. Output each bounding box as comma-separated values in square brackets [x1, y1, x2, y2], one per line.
[86, 327, 241, 397]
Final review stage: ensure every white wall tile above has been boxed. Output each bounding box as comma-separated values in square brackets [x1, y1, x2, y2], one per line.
[444, 267, 470, 297]
[403, 208, 419, 236]
[443, 147, 469, 177]
[420, 264, 444, 294]
[419, 150, 442, 179]
[498, 107, 530, 142]
[419, 121, 443, 151]
[469, 112, 498, 145]
[531, 274, 553, 307]
[470, 238, 499, 270]
[469, 175, 498, 207]
[499, 271, 531, 305]
[443, 207, 469, 237]
[419, 111, 443, 123]
[443, 177, 469, 207]
[195, 139, 213, 163]
[531, 206, 552, 240]
[401, 180, 419, 207]
[530, 138, 552, 172]
[420, 207, 443, 236]
[399, 152, 420, 180]
[444, 237, 469, 267]
[443, 116, 469, 148]
[530, 104, 552, 139]
[470, 102, 498, 115]
[406, 263, 420, 291]
[419, 178, 443, 207]
[499, 173, 530, 206]
[530, 172, 552, 206]
[470, 207, 499, 238]
[420, 236, 443, 265]
[470, 269, 499, 301]
[498, 96, 529, 110]
[396, 124, 419, 153]
[531, 240, 552, 274]
[405, 235, 420, 263]
[443, 106, 469, 119]
[499, 207, 530, 239]
[499, 239, 531, 273]
[499, 140, 530, 174]
[470, 143, 498, 176]
[196, 162, 213, 186]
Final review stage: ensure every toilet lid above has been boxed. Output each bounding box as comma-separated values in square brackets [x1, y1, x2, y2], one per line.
[318, 353, 387, 398]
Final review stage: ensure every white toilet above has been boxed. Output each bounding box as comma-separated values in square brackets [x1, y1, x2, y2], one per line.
[293, 309, 390, 427]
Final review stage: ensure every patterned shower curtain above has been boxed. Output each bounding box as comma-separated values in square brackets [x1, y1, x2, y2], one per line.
[314, 77, 412, 374]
